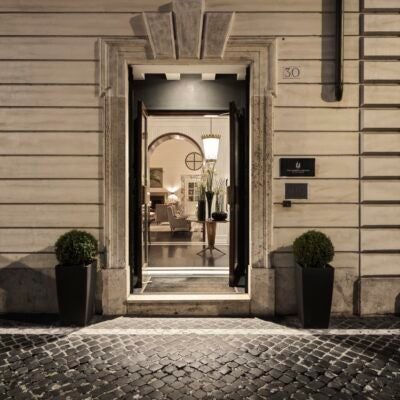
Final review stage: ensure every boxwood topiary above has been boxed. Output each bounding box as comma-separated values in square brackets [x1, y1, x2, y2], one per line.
[55, 230, 98, 266]
[293, 230, 334, 268]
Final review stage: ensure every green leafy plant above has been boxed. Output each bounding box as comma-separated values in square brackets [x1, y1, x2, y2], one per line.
[55, 230, 98, 266]
[293, 230, 334, 268]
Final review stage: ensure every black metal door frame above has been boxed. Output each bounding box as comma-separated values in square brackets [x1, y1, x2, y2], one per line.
[129, 70, 250, 293]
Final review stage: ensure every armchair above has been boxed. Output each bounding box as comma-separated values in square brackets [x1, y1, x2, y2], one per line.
[155, 204, 169, 224]
[167, 206, 191, 232]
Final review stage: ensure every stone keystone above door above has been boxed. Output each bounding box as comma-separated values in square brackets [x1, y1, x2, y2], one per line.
[143, 0, 234, 60]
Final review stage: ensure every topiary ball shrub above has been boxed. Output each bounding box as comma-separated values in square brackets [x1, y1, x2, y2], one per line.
[293, 230, 334, 268]
[55, 230, 98, 266]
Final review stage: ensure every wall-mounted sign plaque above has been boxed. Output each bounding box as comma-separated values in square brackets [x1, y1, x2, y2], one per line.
[285, 183, 308, 199]
[280, 158, 315, 177]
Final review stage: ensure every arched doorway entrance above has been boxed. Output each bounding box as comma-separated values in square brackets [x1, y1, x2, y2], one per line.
[148, 132, 204, 215]
[148, 132, 204, 158]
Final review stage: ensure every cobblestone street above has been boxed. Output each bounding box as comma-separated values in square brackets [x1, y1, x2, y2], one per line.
[0, 317, 399, 399]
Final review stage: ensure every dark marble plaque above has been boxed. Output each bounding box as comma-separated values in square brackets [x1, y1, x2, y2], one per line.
[285, 183, 308, 199]
[280, 158, 315, 177]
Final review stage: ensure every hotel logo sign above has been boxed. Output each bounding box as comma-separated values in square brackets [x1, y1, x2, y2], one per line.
[280, 158, 315, 177]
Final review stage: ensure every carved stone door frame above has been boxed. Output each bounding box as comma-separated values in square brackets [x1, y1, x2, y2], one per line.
[100, 37, 276, 316]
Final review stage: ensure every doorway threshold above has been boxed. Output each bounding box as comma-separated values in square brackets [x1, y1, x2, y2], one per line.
[138, 275, 243, 294]
[128, 293, 249, 301]
[126, 293, 250, 316]
[144, 266, 228, 276]
[150, 241, 206, 246]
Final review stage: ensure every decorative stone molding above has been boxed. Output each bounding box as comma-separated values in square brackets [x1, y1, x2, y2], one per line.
[143, 12, 176, 59]
[143, 0, 234, 60]
[100, 36, 277, 315]
[202, 12, 235, 59]
[173, 0, 204, 59]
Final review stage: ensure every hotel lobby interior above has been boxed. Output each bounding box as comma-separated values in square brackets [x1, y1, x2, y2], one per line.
[135, 113, 243, 294]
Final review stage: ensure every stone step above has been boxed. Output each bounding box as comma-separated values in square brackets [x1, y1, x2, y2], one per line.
[126, 293, 250, 316]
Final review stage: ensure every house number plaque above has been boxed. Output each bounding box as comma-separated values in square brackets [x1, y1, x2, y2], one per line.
[282, 66, 301, 79]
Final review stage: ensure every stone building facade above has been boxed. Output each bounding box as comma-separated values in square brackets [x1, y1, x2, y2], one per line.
[0, 0, 398, 316]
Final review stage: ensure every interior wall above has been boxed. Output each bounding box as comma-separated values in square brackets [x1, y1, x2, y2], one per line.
[149, 139, 201, 200]
[148, 116, 230, 243]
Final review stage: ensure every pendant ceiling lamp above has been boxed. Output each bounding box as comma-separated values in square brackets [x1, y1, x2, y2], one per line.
[202, 117, 220, 162]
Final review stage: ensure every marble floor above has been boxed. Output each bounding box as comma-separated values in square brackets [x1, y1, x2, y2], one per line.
[147, 219, 233, 293]
[140, 276, 242, 294]
[148, 244, 229, 268]
[150, 230, 204, 243]
[145, 244, 235, 294]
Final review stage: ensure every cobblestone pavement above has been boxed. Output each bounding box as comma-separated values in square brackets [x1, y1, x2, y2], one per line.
[0, 316, 399, 399]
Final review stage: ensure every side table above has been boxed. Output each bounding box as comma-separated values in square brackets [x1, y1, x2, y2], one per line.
[187, 217, 206, 242]
[197, 219, 228, 256]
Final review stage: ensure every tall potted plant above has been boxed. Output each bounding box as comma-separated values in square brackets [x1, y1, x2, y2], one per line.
[293, 230, 335, 328]
[212, 178, 227, 221]
[55, 230, 98, 326]
[197, 181, 206, 221]
[204, 163, 215, 219]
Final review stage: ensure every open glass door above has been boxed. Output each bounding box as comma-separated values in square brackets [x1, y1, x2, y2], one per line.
[131, 100, 149, 288]
[229, 101, 249, 288]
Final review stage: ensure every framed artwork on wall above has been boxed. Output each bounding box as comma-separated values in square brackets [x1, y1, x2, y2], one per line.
[150, 168, 163, 188]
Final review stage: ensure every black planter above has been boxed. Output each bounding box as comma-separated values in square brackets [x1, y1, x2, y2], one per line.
[205, 191, 214, 219]
[212, 211, 227, 221]
[55, 262, 96, 326]
[295, 263, 334, 328]
[197, 200, 206, 221]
